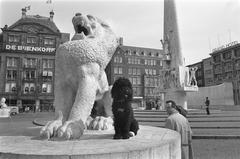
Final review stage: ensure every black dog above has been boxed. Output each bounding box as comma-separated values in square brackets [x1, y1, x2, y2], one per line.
[111, 77, 139, 139]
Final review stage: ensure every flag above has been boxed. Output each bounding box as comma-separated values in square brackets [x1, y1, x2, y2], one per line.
[25, 5, 31, 10]
[46, 0, 52, 4]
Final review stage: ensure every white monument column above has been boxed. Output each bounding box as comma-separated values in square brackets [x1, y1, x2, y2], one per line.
[162, 0, 198, 109]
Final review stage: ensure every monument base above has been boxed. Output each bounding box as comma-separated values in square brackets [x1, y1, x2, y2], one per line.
[165, 89, 188, 109]
[0, 125, 181, 159]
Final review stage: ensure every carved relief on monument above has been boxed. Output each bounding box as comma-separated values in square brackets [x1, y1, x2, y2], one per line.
[160, 34, 171, 61]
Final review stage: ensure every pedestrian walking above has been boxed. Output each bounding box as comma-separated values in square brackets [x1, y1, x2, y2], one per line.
[165, 100, 193, 159]
[205, 97, 210, 115]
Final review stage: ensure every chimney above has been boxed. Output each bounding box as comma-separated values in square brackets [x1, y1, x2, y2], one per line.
[22, 8, 27, 18]
[49, 10, 54, 21]
[119, 37, 123, 45]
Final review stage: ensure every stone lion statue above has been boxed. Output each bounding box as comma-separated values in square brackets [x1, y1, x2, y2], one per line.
[40, 13, 118, 140]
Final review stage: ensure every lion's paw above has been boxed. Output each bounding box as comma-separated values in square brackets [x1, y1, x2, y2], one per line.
[57, 120, 85, 140]
[40, 119, 62, 139]
[87, 116, 113, 130]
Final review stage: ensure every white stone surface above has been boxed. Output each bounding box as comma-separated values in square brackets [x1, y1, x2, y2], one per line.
[0, 126, 181, 159]
[187, 82, 234, 106]
[40, 13, 118, 140]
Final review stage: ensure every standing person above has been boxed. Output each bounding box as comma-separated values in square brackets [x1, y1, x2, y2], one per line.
[165, 100, 193, 159]
[205, 97, 210, 115]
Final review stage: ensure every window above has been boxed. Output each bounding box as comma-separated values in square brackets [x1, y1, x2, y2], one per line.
[235, 49, 240, 57]
[159, 60, 163, 66]
[5, 82, 17, 93]
[137, 69, 141, 75]
[223, 52, 231, 60]
[114, 67, 122, 74]
[43, 59, 54, 69]
[153, 69, 156, 75]
[128, 68, 132, 75]
[114, 56, 122, 63]
[23, 70, 36, 80]
[119, 67, 122, 74]
[42, 83, 52, 93]
[145, 69, 149, 75]
[8, 35, 20, 43]
[23, 83, 35, 94]
[133, 68, 136, 75]
[27, 37, 37, 44]
[6, 70, 17, 80]
[226, 62, 232, 70]
[42, 70, 53, 81]
[213, 55, 221, 63]
[6, 57, 18, 67]
[149, 69, 152, 75]
[235, 60, 240, 69]
[137, 77, 141, 85]
[44, 38, 55, 45]
[23, 58, 37, 68]
[144, 59, 148, 65]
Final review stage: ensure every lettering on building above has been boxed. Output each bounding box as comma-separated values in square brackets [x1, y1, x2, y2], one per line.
[212, 41, 238, 53]
[5, 44, 56, 53]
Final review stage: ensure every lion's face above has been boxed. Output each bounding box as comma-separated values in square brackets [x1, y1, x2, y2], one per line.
[71, 13, 111, 40]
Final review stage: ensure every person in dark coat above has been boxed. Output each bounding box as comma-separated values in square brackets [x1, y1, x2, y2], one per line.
[205, 97, 210, 115]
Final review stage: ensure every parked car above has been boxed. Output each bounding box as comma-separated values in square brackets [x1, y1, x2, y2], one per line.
[9, 106, 19, 115]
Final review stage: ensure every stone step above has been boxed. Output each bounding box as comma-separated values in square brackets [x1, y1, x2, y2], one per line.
[136, 117, 240, 122]
[139, 121, 240, 128]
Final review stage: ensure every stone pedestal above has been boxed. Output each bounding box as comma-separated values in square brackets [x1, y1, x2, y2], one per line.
[0, 108, 10, 118]
[0, 125, 181, 159]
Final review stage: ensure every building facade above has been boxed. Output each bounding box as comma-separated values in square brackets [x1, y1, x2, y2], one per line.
[210, 41, 240, 104]
[106, 39, 164, 109]
[188, 41, 240, 105]
[202, 57, 214, 87]
[0, 8, 69, 112]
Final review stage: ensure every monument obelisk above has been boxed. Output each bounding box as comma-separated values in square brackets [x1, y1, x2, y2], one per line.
[161, 0, 198, 109]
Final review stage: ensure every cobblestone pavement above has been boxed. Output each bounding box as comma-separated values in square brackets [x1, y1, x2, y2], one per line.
[193, 139, 240, 159]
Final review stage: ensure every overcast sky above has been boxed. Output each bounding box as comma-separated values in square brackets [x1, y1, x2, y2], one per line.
[0, 0, 239, 65]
